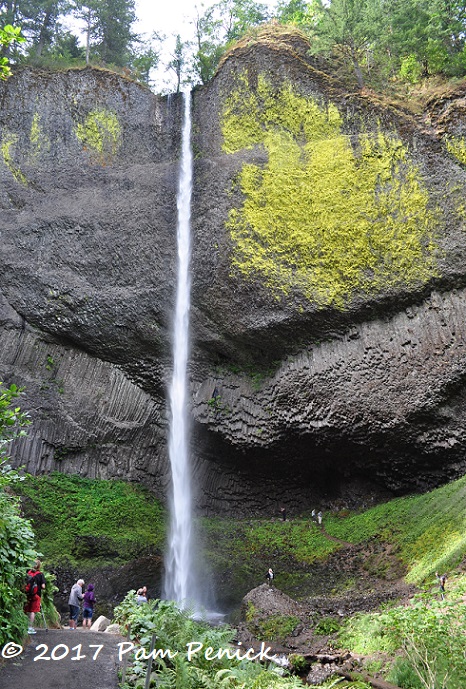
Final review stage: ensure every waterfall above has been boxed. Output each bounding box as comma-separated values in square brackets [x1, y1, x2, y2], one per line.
[163, 90, 195, 607]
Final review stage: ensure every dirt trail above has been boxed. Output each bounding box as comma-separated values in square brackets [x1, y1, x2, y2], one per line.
[0, 629, 125, 689]
[319, 523, 353, 546]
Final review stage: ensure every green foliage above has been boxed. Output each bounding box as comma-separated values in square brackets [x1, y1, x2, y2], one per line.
[0, 384, 41, 644]
[312, 0, 380, 87]
[313, 616, 341, 636]
[0, 23, 25, 79]
[341, 597, 466, 689]
[15, 473, 165, 567]
[288, 653, 306, 672]
[74, 108, 122, 163]
[191, 0, 270, 84]
[0, 383, 31, 462]
[275, 0, 316, 31]
[0, 482, 36, 644]
[255, 613, 300, 641]
[113, 593, 303, 688]
[387, 656, 423, 689]
[222, 74, 439, 308]
[245, 601, 257, 621]
[325, 475, 466, 583]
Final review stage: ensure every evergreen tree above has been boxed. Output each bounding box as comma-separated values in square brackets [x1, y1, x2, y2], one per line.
[381, 0, 466, 79]
[93, 0, 135, 67]
[312, 0, 384, 88]
[21, 0, 68, 57]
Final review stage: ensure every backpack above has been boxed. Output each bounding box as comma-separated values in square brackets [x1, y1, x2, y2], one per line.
[25, 571, 39, 598]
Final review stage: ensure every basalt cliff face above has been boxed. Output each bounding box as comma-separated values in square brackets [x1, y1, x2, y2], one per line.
[2, 29, 466, 514]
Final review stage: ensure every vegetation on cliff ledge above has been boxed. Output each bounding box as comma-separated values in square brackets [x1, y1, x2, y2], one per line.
[222, 74, 440, 307]
[16, 473, 165, 567]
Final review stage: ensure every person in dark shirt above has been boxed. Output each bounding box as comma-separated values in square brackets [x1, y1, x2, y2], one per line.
[82, 584, 96, 628]
[24, 559, 46, 635]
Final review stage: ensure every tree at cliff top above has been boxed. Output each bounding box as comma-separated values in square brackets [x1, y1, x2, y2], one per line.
[310, 0, 383, 88]
[379, 0, 466, 81]
[168, 33, 187, 93]
[284, 0, 466, 86]
[191, 0, 271, 84]
[77, 0, 136, 67]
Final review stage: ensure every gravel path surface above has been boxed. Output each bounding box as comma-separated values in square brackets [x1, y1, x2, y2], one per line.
[0, 629, 125, 689]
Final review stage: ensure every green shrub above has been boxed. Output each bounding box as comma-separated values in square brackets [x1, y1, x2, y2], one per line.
[387, 657, 423, 689]
[113, 593, 304, 688]
[313, 616, 341, 636]
[256, 614, 300, 641]
[340, 597, 466, 689]
[0, 484, 36, 644]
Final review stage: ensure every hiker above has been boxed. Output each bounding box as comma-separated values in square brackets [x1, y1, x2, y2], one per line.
[317, 511, 323, 526]
[82, 583, 96, 628]
[68, 578, 85, 629]
[311, 509, 316, 519]
[24, 559, 46, 635]
[279, 506, 287, 521]
[136, 586, 148, 604]
[266, 568, 274, 586]
[436, 571, 447, 600]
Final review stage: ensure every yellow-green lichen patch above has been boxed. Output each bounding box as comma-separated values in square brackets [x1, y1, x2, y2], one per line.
[445, 134, 466, 166]
[75, 109, 122, 164]
[30, 112, 50, 156]
[1, 130, 27, 185]
[222, 75, 439, 307]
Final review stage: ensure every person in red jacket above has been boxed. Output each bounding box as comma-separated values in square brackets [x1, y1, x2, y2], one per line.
[24, 559, 46, 635]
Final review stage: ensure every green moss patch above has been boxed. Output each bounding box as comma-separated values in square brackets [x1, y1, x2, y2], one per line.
[445, 134, 466, 165]
[222, 75, 439, 307]
[75, 108, 122, 163]
[15, 473, 165, 567]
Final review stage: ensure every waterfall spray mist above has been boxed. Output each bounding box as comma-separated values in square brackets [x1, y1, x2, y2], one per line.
[163, 91, 196, 607]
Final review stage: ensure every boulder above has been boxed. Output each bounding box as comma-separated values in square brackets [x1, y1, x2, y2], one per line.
[90, 615, 111, 632]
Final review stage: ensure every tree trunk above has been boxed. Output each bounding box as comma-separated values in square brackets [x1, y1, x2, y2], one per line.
[35, 9, 53, 58]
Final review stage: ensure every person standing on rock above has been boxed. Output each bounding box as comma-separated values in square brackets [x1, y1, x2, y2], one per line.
[317, 511, 323, 526]
[24, 559, 46, 635]
[266, 568, 274, 587]
[68, 578, 84, 629]
[82, 583, 96, 628]
[279, 506, 287, 521]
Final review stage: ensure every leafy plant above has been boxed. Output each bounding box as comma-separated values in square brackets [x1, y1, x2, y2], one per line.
[0, 24, 25, 80]
[314, 616, 341, 636]
[340, 596, 466, 689]
[255, 614, 300, 642]
[15, 473, 166, 567]
[0, 383, 40, 644]
[113, 593, 303, 688]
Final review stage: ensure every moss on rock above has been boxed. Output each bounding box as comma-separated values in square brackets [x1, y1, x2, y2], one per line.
[222, 74, 440, 307]
[75, 108, 122, 164]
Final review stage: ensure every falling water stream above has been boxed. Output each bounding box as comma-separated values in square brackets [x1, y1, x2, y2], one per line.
[163, 90, 196, 608]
